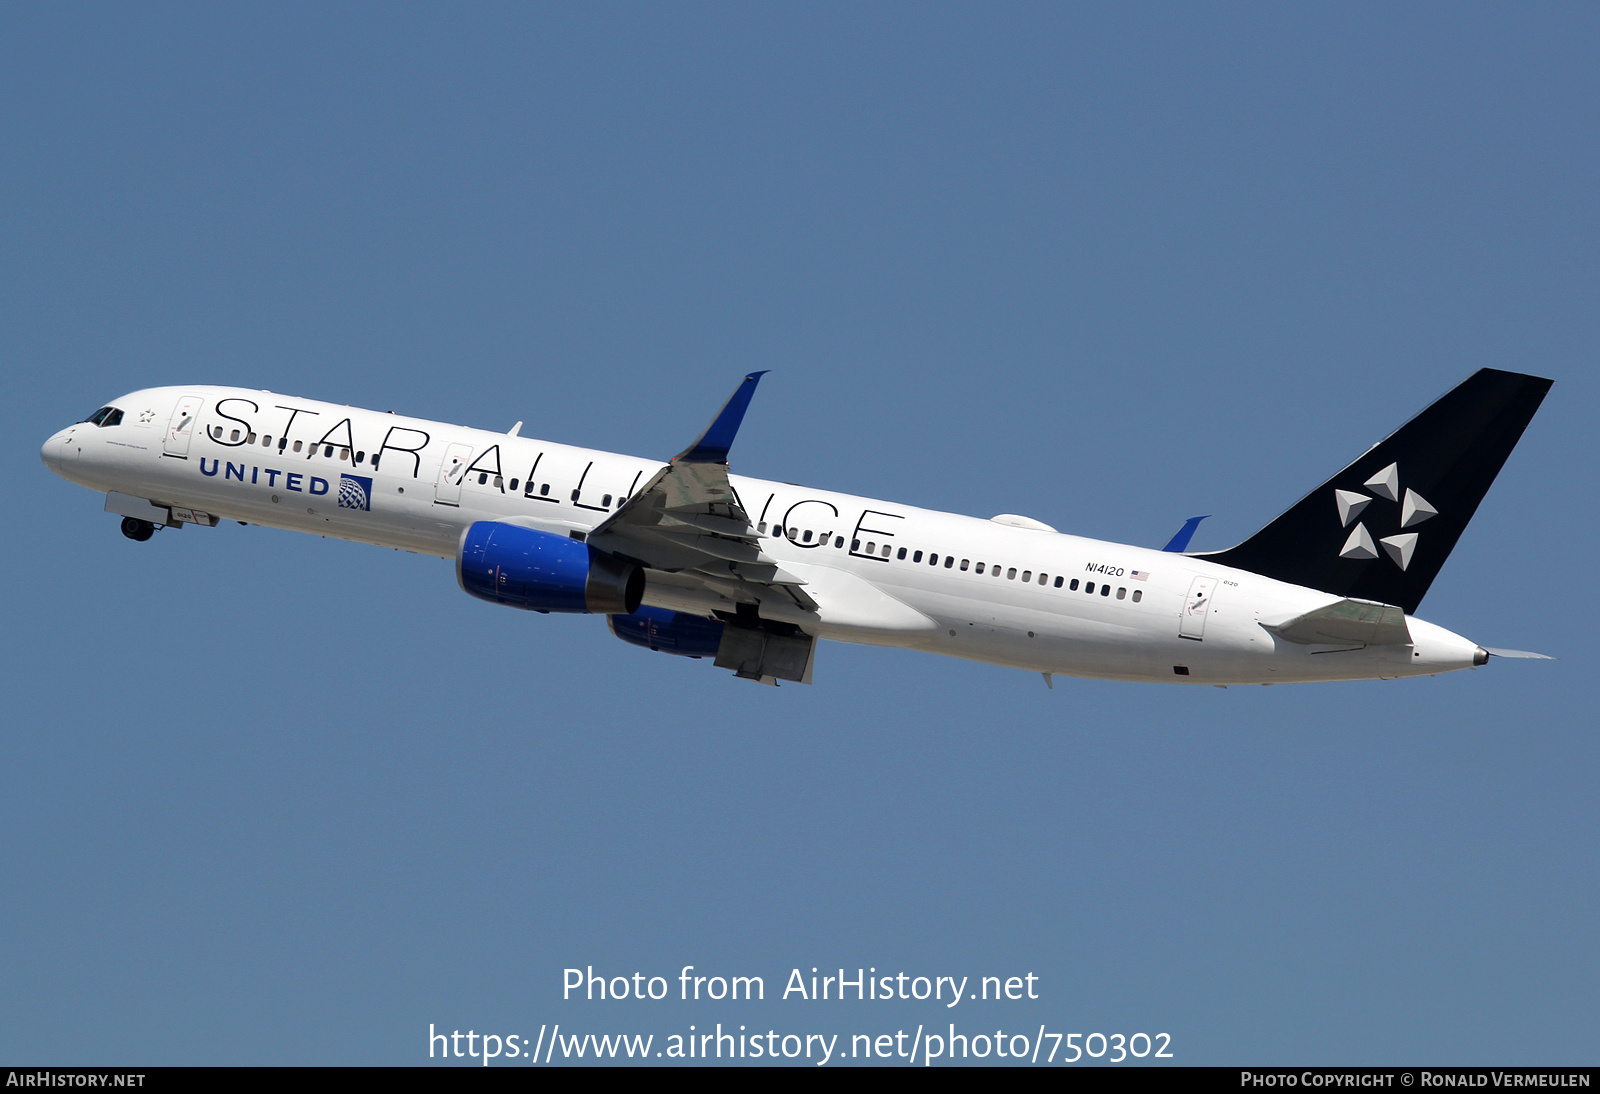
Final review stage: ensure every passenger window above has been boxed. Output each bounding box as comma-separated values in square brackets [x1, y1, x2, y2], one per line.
[914, 551, 923, 563]
[509, 478, 518, 491]
[1086, 582, 1094, 594]
[355, 450, 364, 463]
[803, 530, 813, 542]
[1101, 584, 1111, 597]
[338, 448, 348, 460]
[264, 435, 273, 446]
[865, 541, 875, 553]
[478, 473, 488, 485]
[1022, 570, 1032, 582]
[852, 539, 860, 550]
[1038, 573, 1047, 585]
[1116, 587, 1126, 599]
[602, 494, 612, 507]
[975, 562, 984, 574]
[835, 537, 844, 548]
[1132, 590, 1143, 603]
[960, 559, 969, 571]
[1070, 579, 1079, 590]
[897, 547, 906, 559]
[494, 476, 504, 489]
[246, 432, 257, 444]
[293, 440, 303, 452]
[1007, 568, 1017, 579]
[994, 565, 1003, 577]
[758, 522, 767, 533]
[883, 545, 892, 557]
[1054, 576, 1063, 588]
[325, 445, 334, 457]
[570, 489, 580, 501]
[943, 555, 953, 567]
[231, 429, 241, 442]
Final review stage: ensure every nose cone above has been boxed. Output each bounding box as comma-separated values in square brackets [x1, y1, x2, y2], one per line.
[41, 427, 72, 476]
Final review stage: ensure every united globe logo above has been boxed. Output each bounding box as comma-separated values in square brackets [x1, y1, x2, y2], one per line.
[338, 474, 373, 511]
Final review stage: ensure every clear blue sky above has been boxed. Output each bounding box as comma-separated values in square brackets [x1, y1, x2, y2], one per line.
[3, 3, 1595, 1065]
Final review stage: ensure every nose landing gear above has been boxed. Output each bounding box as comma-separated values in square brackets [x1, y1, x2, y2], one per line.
[120, 516, 156, 542]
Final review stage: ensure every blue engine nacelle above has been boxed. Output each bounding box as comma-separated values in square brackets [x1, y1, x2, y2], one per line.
[457, 521, 644, 615]
[608, 606, 725, 659]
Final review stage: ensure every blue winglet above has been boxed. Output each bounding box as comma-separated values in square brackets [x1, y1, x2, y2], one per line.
[674, 372, 768, 464]
[1162, 515, 1210, 553]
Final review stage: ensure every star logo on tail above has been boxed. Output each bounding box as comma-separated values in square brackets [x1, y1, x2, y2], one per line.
[1334, 463, 1437, 570]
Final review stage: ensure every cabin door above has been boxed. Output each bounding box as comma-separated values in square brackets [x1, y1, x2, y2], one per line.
[1180, 576, 1216, 641]
[434, 443, 473, 505]
[163, 394, 204, 458]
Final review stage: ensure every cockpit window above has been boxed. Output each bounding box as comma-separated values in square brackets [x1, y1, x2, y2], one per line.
[82, 407, 123, 427]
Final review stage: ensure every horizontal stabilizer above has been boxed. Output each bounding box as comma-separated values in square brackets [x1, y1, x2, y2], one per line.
[1267, 598, 1411, 646]
[1482, 647, 1554, 660]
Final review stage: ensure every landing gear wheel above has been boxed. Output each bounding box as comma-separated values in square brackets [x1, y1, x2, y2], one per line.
[120, 516, 156, 542]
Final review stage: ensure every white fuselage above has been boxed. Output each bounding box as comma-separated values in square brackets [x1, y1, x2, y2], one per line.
[42, 385, 1486, 685]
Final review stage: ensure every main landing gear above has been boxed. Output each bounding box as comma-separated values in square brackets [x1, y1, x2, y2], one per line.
[120, 516, 156, 542]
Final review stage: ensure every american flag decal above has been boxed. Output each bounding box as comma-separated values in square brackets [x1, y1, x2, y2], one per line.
[1130, 570, 1150, 581]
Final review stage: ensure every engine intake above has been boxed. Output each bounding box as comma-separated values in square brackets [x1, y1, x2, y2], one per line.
[458, 521, 643, 615]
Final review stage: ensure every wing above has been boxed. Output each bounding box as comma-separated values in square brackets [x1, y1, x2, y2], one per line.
[585, 373, 818, 613]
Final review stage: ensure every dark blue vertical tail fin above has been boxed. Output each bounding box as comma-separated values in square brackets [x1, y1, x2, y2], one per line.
[1197, 369, 1551, 613]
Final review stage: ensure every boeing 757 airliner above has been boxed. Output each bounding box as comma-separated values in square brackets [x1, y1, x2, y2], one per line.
[41, 369, 1550, 685]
